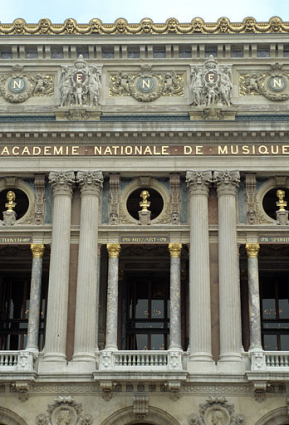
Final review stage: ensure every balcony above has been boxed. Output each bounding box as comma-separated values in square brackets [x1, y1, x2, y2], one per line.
[99, 349, 183, 371]
[0, 350, 36, 377]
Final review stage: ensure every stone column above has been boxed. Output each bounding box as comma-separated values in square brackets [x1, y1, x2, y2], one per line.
[105, 244, 121, 350]
[246, 243, 262, 351]
[214, 171, 244, 369]
[73, 171, 103, 362]
[168, 243, 182, 349]
[44, 171, 75, 362]
[186, 171, 214, 369]
[26, 244, 45, 352]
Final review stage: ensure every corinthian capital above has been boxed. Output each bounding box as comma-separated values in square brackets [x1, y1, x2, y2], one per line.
[186, 171, 212, 195]
[76, 171, 103, 195]
[49, 171, 75, 196]
[214, 171, 240, 196]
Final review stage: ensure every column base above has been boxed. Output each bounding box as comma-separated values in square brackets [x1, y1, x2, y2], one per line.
[43, 352, 67, 362]
[217, 354, 246, 373]
[187, 353, 216, 373]
[72, 352, 96, 362]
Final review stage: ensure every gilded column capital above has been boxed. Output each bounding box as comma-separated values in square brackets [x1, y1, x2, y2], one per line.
[49, 171, 75, 197]
[246, 243, 260, 258]
[107, 244, 121, 258]
[168, 243, 182, 258]
[31, 243, 45, 259]
[76, 171, 103, 196]
[186, 171, 212, 195]
[214, 171, 240, 196]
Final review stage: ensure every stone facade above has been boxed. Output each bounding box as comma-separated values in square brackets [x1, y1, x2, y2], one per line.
[0, 16, 289, 425]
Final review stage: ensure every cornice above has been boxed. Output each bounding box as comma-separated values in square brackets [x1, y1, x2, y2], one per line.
[0, 16, 288, 36]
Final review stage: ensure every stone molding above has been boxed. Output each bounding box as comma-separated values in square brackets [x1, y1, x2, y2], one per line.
[76, 171, 103, 196]
[186, 171, 212, 195]
[48, 171, 75, 197]
[214, 171, 240, 196]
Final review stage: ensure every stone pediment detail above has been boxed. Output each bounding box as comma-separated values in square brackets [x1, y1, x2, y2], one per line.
[59, 55, 102, 108]
[109, 64, 184, 102]
[36, 396, 93, 425]
[0, 65, 54, 103]
[239, 63, 289, 101]
[188, 397, 246, 425]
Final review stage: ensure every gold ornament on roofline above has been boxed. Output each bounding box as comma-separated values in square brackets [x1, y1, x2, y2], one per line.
[0, 17, 288, 35]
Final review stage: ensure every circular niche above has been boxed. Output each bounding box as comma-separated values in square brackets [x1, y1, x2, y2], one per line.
[127, 188, 164, 221]
[0, 189, 29, 220]
[263, 187, 287, 220]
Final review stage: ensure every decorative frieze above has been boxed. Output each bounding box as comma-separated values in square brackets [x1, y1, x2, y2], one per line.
[110, 64, 184, 102]
[0, 65, 54, 103]
[1, 17, 288, 35]
[239, 64, 289, 101]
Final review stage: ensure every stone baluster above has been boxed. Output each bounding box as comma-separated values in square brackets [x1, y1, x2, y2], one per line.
[186, 171, 214, 370]
[214, 171, 244, 371]
[168, 243, 182, 350]
[105, 244, 121, 350]
[245, 243, 262, 351]
[73, 171, 103, 362]
[44, 171, 75, 362]
[26, 244, 45, 352]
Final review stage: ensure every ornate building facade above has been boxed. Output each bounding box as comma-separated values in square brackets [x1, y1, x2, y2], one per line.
[0, 15, 289, 425]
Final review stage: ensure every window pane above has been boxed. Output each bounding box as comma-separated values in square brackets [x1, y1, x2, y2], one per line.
[151, 334, 165, 350]
[263, 334, 278, 350]
[278, 283, 289, 319]
[136, 334, 148, 350]
[280, 335, 289, 350]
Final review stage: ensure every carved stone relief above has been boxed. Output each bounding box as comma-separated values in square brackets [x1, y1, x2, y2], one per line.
[190, 56, 233, 107]
[245, 174, 257, 224]
[59, 55, 102, 107]
[239, 63, 289, 101]
[0, 65, 54, 103]
[109, 64, 184, 102]
[34, 174, 46, 225]
[169, 174, 180, 224]
[188, 397, 246, 425]
[109, 174, 120, 225]
[36, 396, 93, 425]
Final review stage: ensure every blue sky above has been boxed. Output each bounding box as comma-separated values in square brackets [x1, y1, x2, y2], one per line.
[1, 0, 289, 23]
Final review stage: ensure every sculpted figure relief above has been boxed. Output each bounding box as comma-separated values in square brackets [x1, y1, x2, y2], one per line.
[59, 55, 102, 107]
[190, 56, 233, 107]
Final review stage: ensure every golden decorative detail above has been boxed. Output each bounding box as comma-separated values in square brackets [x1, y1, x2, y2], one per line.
[245, 243, 260, 258]
[139, 190, 151, 211]
[5, 190, 16, 211]
[276, 189, 287, 211]
[0, 17, 288, 36]
[107, 243, 121, 258]
[30, 243, 45, 259]
[168, 243, 182, 258]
